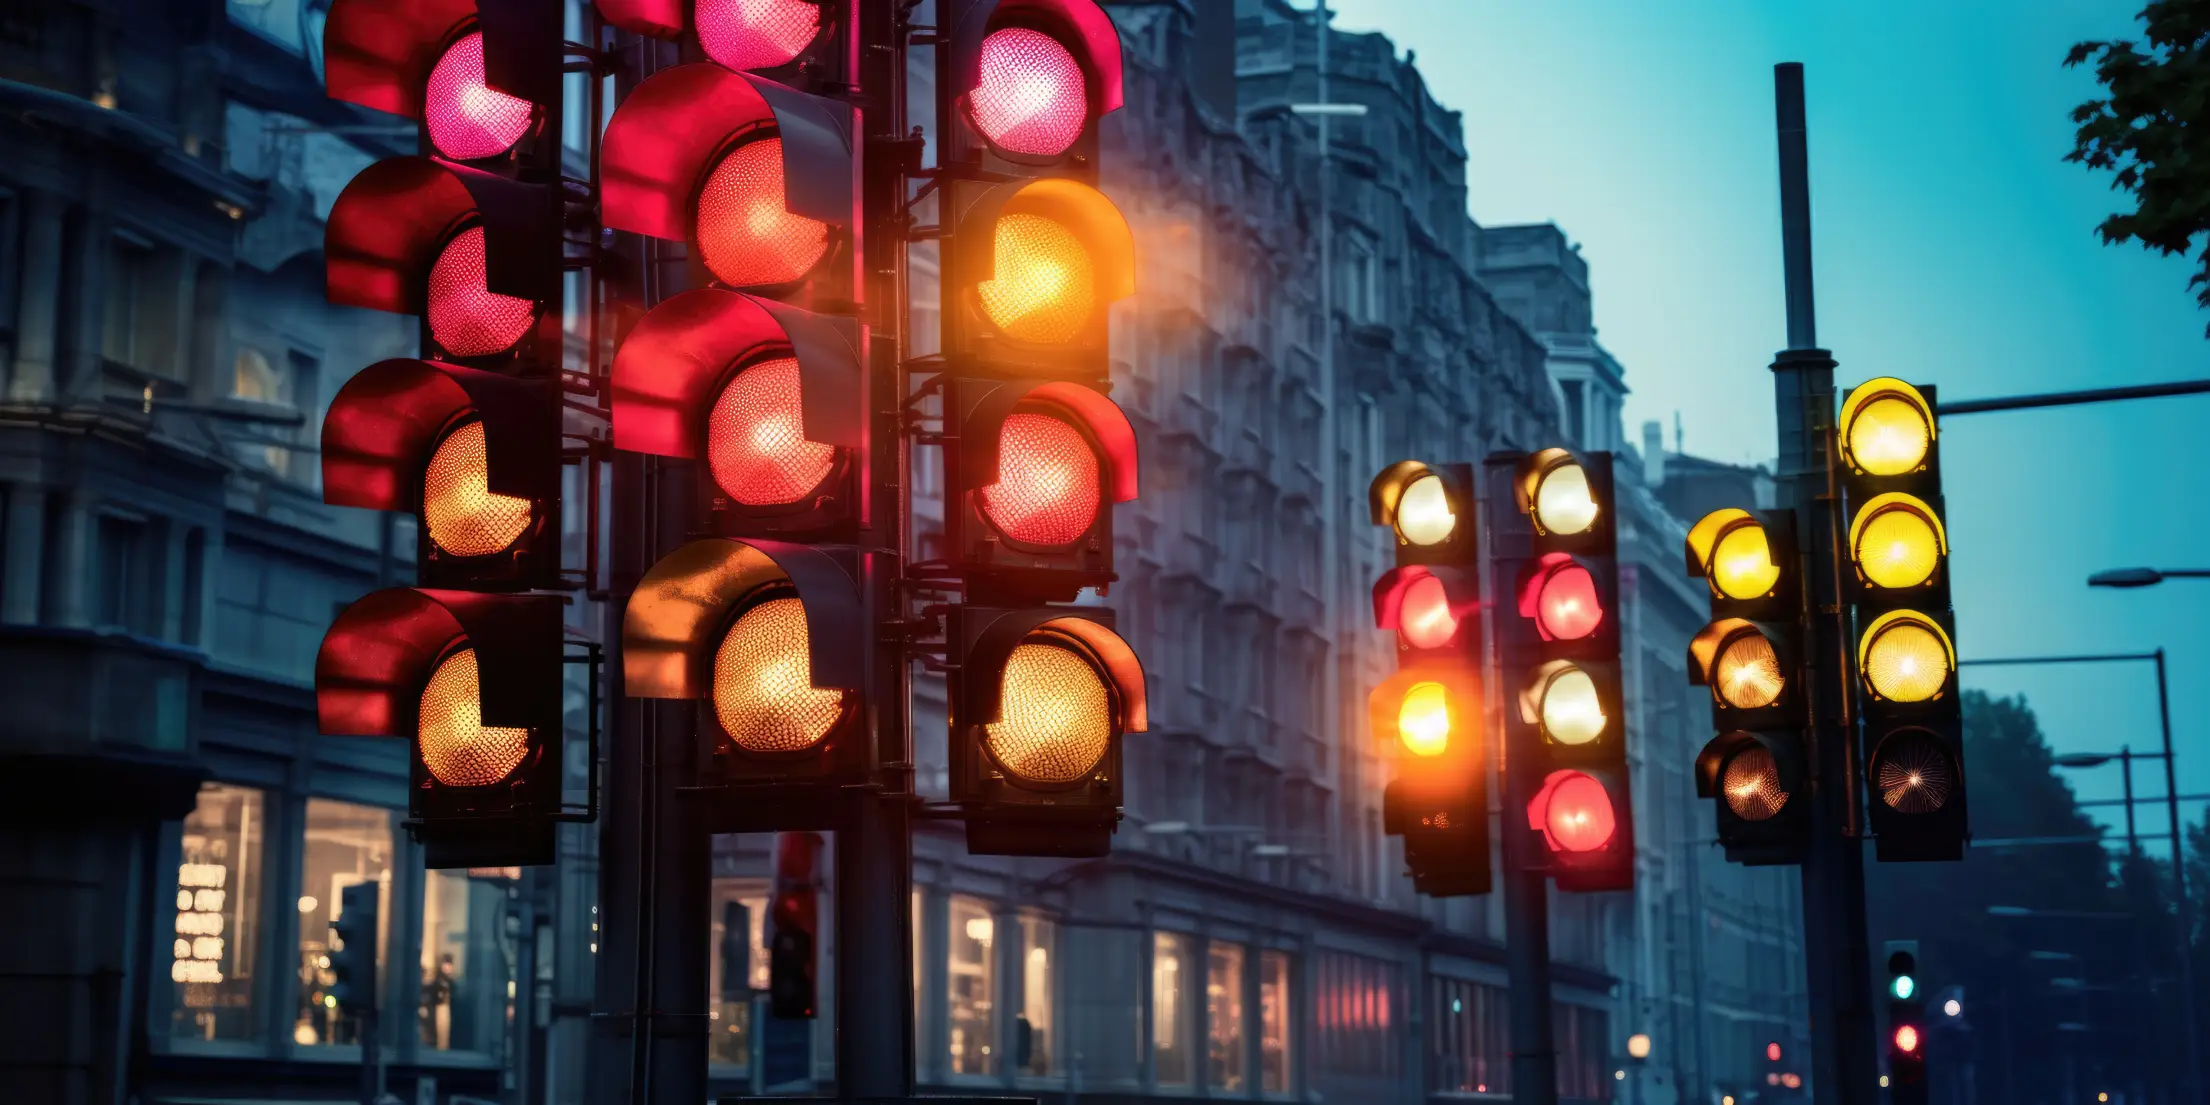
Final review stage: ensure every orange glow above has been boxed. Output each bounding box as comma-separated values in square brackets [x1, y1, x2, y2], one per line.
[423, 32, 533, 161]
[1767, 1042, 1783, 1063]
[707, 357, 836, 506]
[418, 648, 530, 787]
[426, 225, 538, 357]
[980, 412, 1101, 546]
[422, 420, 533, 557]
[712, 596, 846, 752]
[1398, 574, 1460, 649]
[978, 213, 1095, 344]
[968, 27, 1088, 157]
[985, 640, 1114, 785]
[1396, 682, 1452, 757]
[695, 137, 829, 288]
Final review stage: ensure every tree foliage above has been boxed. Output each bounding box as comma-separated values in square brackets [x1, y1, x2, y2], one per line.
[2066, 0, 2210, 333]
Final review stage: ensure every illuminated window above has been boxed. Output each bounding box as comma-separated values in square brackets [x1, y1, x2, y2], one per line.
[1017, 915, 1056, 1076]
[1259, 950, 1292, 1093]
[1208, 941, 1246, 1090]
[296, 798, 392, 1047]
[170, 783, 263, 1042]
[1428, 976, 1508, 1095]
[1316, 951, 1400, 1079]
[419, 869, 510, 1052]
[1153, 932, 1192, 1085]
[708, 871, 768, 1069]
[948, 895, 997, 1075]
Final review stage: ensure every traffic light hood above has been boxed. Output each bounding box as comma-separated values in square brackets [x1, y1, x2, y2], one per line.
[946, 0, 1126, 121]
[958, 380, 1138, 504]
[622, 537, 865, 700]
[316, 588, 564, 737]
[326, 156, 560, 312]
[611, 287, 866, 459]
[600, 63, 858, 244]
[322, 358, 559, 512]
[324, 0, 563, 121]
[955, 609, 1147, 735]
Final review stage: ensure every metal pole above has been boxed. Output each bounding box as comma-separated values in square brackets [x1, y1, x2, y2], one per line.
[2156, 648, 2204, 1101]
[360, 1006, 378, 1105]
[2124, 749, 2139, 855]
[835, 0, 917, 1097]
[1935, 378, 2210, 416]
[1504, 831, 1558, 1105]
[1771, 62, 1879, 1105]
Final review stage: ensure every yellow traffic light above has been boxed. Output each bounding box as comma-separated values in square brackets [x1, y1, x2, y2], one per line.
[979, 213, 1096, 344]
[1369, 461, 1469, 550]
[1849, 492, 1947, 590]
[985, 638, 1116, 784]
[1839, 377, 1935, 477]
[422, 419, 534, 558]
[713, 594, 851, 753]
[1858, 610, 1955, 703]
[1721, 744, 1789, 821]
[1688, 619, 1789, 710]
[1398, 681, 1454, 756]
[1686, 508, 1784, 601]
[418, 647, 530, 787]
[953, 177, 1133, 359]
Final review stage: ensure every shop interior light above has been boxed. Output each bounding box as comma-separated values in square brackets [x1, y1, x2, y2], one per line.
[713, 595, 847, 752]
[418, 648, 530, 787]
[707, 357, 836, 506]
[694, 0, 823, 73]
[426, 225, 539, 357]
[695, 137, 829, 289]
[985, 639, 1114, 784]
[980, 411, 1101, 547]
[968, 26, 1088, 158]
[423, 31, 533, 160]
[422, 420, 533, 557]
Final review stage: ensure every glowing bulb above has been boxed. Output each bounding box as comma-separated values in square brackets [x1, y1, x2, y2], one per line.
[1855, 501, 1942, 590]
[1532, 462, 1599, 535]
[1394, 473, 1457, 546]
[1710, 522, 1781, 599]
[1893, 1024, 1920, 1053]
[1847, 394, 1932, 475]
[1863, 616, 1950, 702]
[1398, 574, 1460, 650]
[1397, 682, 1452, 757]
[1539, 666, 1606, 745]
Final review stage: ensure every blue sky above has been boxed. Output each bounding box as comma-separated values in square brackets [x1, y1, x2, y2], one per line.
[1324, 0, 2210, 854]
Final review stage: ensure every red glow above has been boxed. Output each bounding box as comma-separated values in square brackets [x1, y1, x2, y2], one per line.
[695, 137, 829, 289]
[969, 27, 1088, 158]
[1535, 560, 1604, 641]
[1534, 771, 1617, 853]
[706, 357, 836, 506]
[1767, 1042, 1783, 1063]
[1893, 1025, 1920, 1054]
[1399, 574, 1460, 650]
[426, 226, 538, 357]
[694, 0, 821, 72]
[424, 32, 534, 161]
[981, 412, 1100, 547]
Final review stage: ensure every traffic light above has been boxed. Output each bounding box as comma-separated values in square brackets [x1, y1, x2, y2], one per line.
[766, 831, 822, 1020]
[939, 379, 1138, 603]
[597, 0, 854, 87]
[1684, 507, 1811, 865]
[1884, 940, 1927, 1101]
[1368, 461, 1488, 896]
[328, 879, 382, 1015]
[621, 537, 869, 827]
[317, 589, 566, 866]
[1488, 448, 1632, 892]
[1840, 379, 1966, 861]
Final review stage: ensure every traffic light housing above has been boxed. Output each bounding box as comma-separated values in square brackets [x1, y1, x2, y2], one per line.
[1884, 940, 1927, 1099]
[327, 879, 382, 1015]
[1684, 508, 1811, 865]
[1489, 449, 1632, 892]
[766, 831, 822, 1020]
[1369, 461, 1488, 897]
[1841, 379, 1967, 861]
[596, 0, 854, 89]
[944, 0, 1124, 167]
[941, 378, 1138, 602]
[317, 589, 566, 867]
[946, 605, 1145, 858]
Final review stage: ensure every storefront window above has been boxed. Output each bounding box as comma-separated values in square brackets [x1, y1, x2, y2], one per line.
[1152, 932, 1191, 1085]
[1208, 941, 1246, 1090]
[1016, 915, 1055, 1076]
[171, 783, 264, 1042]
[420, 869, 509, 1053]
[947, 895, 996, 1075]
[296, 799, 392, 1047]
[708, 876, 767, 1068]
[1259, 950, 1292, 1093]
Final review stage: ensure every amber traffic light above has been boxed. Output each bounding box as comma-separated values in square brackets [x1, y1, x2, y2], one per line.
[1685, 507, 1809, 865]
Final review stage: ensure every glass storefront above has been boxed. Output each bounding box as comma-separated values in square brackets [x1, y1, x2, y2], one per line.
[1016, 914, 1055, 1076]
[947, 895, 996, 1075]
[419, 868, 511, 1054]
[171, 783, 264, 1042]
[1207, 941, 1245, 1091]
[1259, 949, 1293, 1093]
[296, 798, 392, 1048]
[1152, 932, 1191, 1086]
[707, 880, 768, 1068]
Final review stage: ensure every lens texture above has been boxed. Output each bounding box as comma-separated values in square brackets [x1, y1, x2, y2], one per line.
[713, 596, 846, 752]
[424, 32, 533, 160]
[1398, 574, 1459, 650]
[427, 226, 538, 357]
[1397, 681, 1451, 757]
[423, 421, 533, 557]
[980, 412, 1100, 546]
[978, 213, 1094, 344]
[1543, 773, 1617, 852]
[1539, 666, 1605, 745]
[1536, 562, 1604, 640]
[1711, 522, 1781, 599]
[419, 648, 530, 787]
[1847, 396, 1932, 475]
[708, 357, 836, 506]
[696, 138, 829, 289]
[1533, 463, 1599, 535]
[695, 0, 822, 72]
[1857, 506, 1941, 590]
[1874, 731, 1954, 814]
[1722, 746, 1789, 821]
[968, 27, 1088, 157]
[985, 641, 1112, 784]
[1715, 631, 1785, 709]
[1394, 473, 1457, 546]
[1864, 619, 1949, 702]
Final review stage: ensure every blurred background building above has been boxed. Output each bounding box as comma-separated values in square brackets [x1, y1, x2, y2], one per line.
[0, 1, 1806, 1103]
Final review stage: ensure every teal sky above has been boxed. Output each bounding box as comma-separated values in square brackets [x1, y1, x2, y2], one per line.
[1325, 1, 2210, 856]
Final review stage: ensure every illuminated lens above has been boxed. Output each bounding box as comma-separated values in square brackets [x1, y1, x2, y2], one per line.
[1710, 523, 1781, 600]
[980, 412, 1101, 546]
[1722, 746, 1789, 822]
[1893, 975, 1918, 1001]
[1536, 562, 1604, 640]
[1533, 462, 1599, 536]
[1395, 474, 1457, 546]
[1864, 619, 1950, 702]
[1847, 396, 1932, 475]
[1398, 575, 1460, 650]
[1539, 667, 1605, 746]
[1856, 507, 1941, 590]
[1874, 731, 1953, 814]
[713, 596, 847, 753]
[694, 0, 822, 72]
[978, 213, 1094, 344]
[696, 138, 830, 288]
[423, 421, 533, 557]
[1715, 631, 1785, 709]
[423, 32, 534, 160]
[1398, 682, 1452, 757]
[427, 226, 539, 357]
[1893, 1025, 1920, 1054]
[707, 357, 836, 506]
[1542, 773, 1617, 853]
[985, 641, 1113, 784]
[968, 27, 1088, 158]
[418, 648, 530, 787]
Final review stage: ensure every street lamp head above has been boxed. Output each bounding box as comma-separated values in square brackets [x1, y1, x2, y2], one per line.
[2053, 752, 2118, 768]
[2089, 567, 2165, 588]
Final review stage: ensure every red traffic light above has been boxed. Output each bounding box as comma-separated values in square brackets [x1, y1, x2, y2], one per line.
[1767, 1042, 1783, 1063]
[597, 0, 833, 75]
[1521, 552, 1605, 642]
[946, 0, 1124, 162]
[1372, 566, 1477, 652]
[317, 588, 562, 741]
[1528, 769, 1619, 854]
[945, 380, 1136, 597]
[1893, 1024, 1920, 1054]
[325, 0, 561, 149]
[422, 31, 535, 159]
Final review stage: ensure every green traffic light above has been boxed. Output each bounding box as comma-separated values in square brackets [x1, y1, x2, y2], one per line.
[1891, 974, 1916, 1000]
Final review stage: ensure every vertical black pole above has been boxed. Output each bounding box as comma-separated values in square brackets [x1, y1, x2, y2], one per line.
[2155, 649, 2204, 1101]
[1771, 61, 1879, 1105]
[837, 0, 916, 1098]
[1504, 852, 1558, 1105]
[360, 1007, 379, 1105]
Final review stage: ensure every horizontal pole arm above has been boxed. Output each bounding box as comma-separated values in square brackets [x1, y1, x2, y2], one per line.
[1937, 378, 2210, 415]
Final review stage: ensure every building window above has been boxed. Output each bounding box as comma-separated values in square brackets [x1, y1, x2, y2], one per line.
[1259, 950, 1292, 1093]
[232, 346, 294, 476]
[1016, 915, 1055, 1076]
[708, 878, 768, 1068]
[95, 513, 153, 635]
[1208, 941, 1245, 1090]
[1316, 951, 1400, 1079]
[103, 233, 153, 369]
[1554, 1002, 1611, 1101]
[1559, 378, 1586, 446]
[296, 799, 393, 1047]
[419, 870, 508, 1053]
[1431, 976, 1509, 1095]
[170, 783, 264, 1042]
[1153, 931, 1192, 1085]
[948, 895, 996, 1075]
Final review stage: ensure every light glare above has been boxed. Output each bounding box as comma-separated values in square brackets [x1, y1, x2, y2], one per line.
[1539, 666, 1606, 746]
[1398, 682, 1452, 757]
[1533, 462, 1599, 536]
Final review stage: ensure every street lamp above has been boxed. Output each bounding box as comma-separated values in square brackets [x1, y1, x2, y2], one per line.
[2088, 567, 2210, 588]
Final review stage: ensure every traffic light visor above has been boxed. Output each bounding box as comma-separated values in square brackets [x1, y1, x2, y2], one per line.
[422, 418, 534, 557]
[419, 646, 531, 786]
[1857, 610, 1955, 703]
[1519, 659, 1607, 746]
[623, 538, 866, 702]
[1869, 728, 1959, 814]
[325, 0, 560, 125]
[984, 634, 1117, 785]
[1529, 770, 1618, 853]
[712, 591, 852, 753]
[322, 359, 558, 520]
[1685, 509, 1782, 600]
[317, 588, 563, 739]
[326, 157, 559, 320]
[1849, 493, 1947, 591]
[424, 31, 536, 160]
[1839, 377, 1935, 477]
[695, 0, 826, 72]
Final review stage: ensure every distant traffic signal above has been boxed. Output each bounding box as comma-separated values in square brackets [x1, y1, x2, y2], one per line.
[1685, 507, 1811, 865]
[1369, 461, 1488, 896]
[1489, 449, 1632, 892]
[327, 879, 382, 1015]
[1884, 940, 1927, 1102]
[766, 831, 823, 1020]
[1841, 379, 1966, 861]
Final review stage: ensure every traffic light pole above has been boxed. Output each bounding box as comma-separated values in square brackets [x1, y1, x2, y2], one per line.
[1504, 810, 1560, 1105]
[1771, 63, 1880, 1105]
